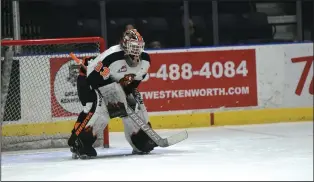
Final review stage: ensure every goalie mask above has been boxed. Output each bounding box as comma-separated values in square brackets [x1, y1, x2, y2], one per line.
[120, 29, 145, 67]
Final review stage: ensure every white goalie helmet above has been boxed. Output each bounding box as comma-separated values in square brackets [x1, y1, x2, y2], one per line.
[120, 29, 145, 67]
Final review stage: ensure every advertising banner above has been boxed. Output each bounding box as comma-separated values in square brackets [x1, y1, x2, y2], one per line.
[139, 49, 258, 112]
[282, 43, 313, 107]
[50, 58, 82, 117]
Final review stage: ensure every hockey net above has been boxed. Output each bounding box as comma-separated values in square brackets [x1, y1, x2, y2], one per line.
[1, 37, 109, 151]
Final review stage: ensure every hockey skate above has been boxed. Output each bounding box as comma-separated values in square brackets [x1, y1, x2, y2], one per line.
[132, 149, 150, 155]
[70, 138, 97, 159]
[131, 140, 157, 155]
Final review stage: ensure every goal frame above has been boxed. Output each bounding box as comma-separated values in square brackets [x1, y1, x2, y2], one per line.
[1, 36, 109, 148]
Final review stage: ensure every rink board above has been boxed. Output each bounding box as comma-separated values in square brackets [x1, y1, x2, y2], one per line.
[2, 42, 313, 137]
[2, 107, 313, 136]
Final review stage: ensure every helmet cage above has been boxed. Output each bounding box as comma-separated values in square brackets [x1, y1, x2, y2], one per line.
[124, 39, 145, 57]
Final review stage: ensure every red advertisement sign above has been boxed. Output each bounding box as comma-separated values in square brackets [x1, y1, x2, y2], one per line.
[50, 58, 81, 117]
[139, 49, 258, 112]
[291, 56, 313, 96]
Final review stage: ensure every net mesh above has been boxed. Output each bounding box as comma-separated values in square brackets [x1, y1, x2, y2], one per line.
[1, 38, 108, 151]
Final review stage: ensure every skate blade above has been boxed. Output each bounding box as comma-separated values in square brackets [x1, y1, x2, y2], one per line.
[79, 154, 97, 160]
[132, 150, 150, 155]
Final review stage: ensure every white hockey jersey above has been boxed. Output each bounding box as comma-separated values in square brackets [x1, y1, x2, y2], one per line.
[86, 45, 151, 90]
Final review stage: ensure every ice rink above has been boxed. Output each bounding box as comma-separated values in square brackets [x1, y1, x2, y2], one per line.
[2, 121, 313, 181]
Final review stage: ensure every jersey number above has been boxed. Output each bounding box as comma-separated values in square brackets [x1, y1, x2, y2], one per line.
[94, 62, 110, 78]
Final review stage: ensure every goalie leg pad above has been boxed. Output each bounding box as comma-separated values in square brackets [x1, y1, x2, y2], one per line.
[77, 75, 96, 106]
[68, 90, 110, 158]
[68, 111, 98, 158]
[122, 101, 157, 153]
[130, 122, 157, 153]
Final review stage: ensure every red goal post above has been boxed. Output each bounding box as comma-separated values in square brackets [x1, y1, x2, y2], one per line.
[1, 37, 109, 151]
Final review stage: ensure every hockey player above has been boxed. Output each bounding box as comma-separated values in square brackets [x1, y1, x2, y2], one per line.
[68, 29, 157, 159]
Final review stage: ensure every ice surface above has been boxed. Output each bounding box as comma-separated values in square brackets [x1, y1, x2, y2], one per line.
[2, 121, 313, 181]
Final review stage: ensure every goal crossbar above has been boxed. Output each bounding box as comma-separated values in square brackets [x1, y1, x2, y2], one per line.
[1, 37, 105, 49]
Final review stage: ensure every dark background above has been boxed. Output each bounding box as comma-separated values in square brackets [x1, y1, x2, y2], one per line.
[2, 0, 314, 49]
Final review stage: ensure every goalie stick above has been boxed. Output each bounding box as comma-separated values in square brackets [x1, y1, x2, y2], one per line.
[69, 53, 188, 148]
[125, 104, 188, 147]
